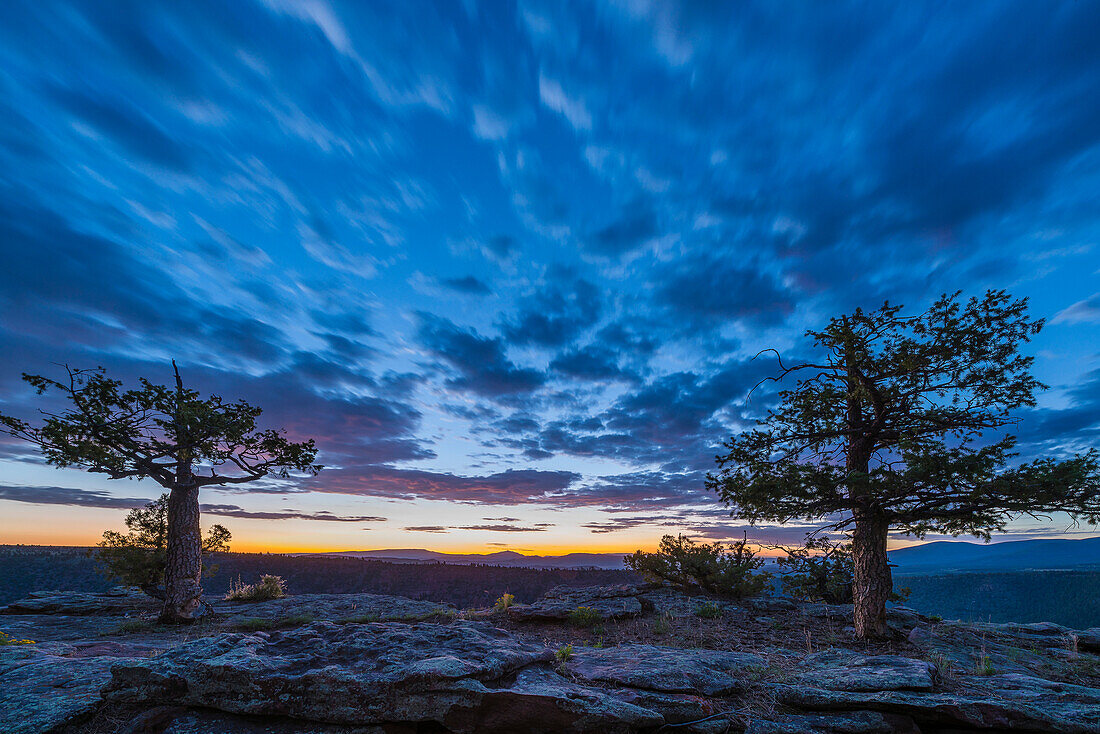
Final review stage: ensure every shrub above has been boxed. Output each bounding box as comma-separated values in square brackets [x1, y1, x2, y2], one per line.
[775, 536, 854, 604]
[775, 535, 910, 604]
[493, 593, 515, 612]
[555, 643, 574, 663]
[92, 494, 231, 598]
[696, 601, 723, 619]
[625, 533, 770, 599]
[225, 574, 287, 602]
[568, 606, 601, 628]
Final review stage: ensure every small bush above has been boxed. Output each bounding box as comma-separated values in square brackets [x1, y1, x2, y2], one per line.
[225, 574, 287, 602]
[568, 606, 601, 628]
[494, 593, 515, 612]
[0, 630, 34, 645]
[625, 533, 770, 599]
[696, 601, 722, 619]
[775, 536, 854, 604]
[927, 651, 956, 684]
[555, 643, 574, 663]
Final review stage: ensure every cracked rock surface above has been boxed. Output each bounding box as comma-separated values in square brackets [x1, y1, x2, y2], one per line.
[3, 584, 1099, 733]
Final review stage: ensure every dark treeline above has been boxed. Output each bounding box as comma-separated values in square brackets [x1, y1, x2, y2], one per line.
[3, 546, 1098, 627]
[900, 571, 1100, 629]
[0, 546, 637, 609]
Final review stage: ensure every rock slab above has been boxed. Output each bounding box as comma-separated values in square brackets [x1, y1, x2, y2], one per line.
[565, 643, 765, 696]
[104, 620, 660, 732]
[509, 583, 646, 621]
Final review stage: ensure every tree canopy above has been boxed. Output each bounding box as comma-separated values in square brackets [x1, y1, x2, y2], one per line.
[707, 291, 1100, 636]
[708, 291, 1100, 540]
[0, 362, 321, 622]
[0, 365, 321, 487]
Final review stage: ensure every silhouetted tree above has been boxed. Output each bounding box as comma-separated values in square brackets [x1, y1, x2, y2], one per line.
[0, 363, 320, 623]
[95, 493, 231, 598]
[707, 291, 1100, 637]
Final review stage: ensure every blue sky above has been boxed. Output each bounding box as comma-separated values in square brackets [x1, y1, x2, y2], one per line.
[0, 1, 1098, 552]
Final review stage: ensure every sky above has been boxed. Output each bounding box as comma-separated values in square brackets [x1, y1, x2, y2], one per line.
[1, 1, 1099, 554]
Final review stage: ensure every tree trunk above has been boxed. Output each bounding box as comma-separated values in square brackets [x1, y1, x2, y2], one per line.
[160, 482, 204, 623]
[160, 360, 204, 624]
[852, 512, 891, 638]
[842, 336, 892, 638]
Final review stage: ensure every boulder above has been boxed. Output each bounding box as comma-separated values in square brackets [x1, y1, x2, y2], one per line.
[509, 583, 646, 622]
[800, 649, 935, 691]
[564, 643, 765, 696]
[1, 587, 159, 615]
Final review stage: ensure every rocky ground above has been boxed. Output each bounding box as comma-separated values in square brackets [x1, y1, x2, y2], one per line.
[2, 584, 1099, 733]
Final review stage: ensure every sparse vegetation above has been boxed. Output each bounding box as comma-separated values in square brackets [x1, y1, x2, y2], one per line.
[341, 613, 381, 624]
[695, 601, 723, 619]
[653, 610, 674, 635]
[568, 605, 601, 628]
[975, 650, 996, 676]
[0, 630, 34, 645]
[225, 574, 287, 602]
[554, 643, 574, 663]
[625, 533, 770, 599]
[493, 593, 515, 612]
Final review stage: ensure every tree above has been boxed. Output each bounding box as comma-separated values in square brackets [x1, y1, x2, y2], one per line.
[706, 291, 1100, 637]
[625, 533, 770, 598]
[95, 493, 231, 598]
[0, 363, 321, 623]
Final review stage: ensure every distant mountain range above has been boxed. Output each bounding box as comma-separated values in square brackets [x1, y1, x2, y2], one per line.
[888, 536, 1100, 575]
[300, 548, 630, 570]
[302, 537, 1100, 573]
